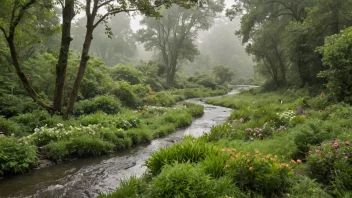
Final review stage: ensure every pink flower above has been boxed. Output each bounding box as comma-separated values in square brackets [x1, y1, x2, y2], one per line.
[345, 141, 350, 146]
[333, 143, 339, 148]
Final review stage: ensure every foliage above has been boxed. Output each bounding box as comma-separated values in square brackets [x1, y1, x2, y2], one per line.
[74, 95, 121, 115]
[0, 136, 37, 176]
[149, 162, 242, 198]
[183, 102, 204, 117]
[110, 65, 142, 85]
[0, 116, 22, 136]
[213, 65, 235, 85]
[307, 139, 352, 192]
[146, 138, 219, 175]
[318, 27, 352, 104]
[68, 136, 114, 157]
[113, 82, 141, 108]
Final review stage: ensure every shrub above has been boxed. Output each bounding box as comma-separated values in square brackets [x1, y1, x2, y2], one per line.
[317, 27, 352, 104]
[287, 175, 333, 198]
[150, 162, 234, 198]
[110, 65, 143, 85]
[294, 119, 342, 156]
[78, 113, 140, 130]
[225, 149, 295, 196]
[183, 102, 204, 117]
[155, 92, 175, 107]
[42, 141, 71, 163]
[146, 138, 219, 175]
[307, 95, 330, 110]
[74, 95, 121, 115]
[11, 110, 61, 134]
[201, 153, 229, 178]
[0, 116, 22, 136]
[113, 82, 141, 108]
[307, 139, 352, 191]
[0, 136, 37, 175]
[204, 123, 235, 142]
[126, 128, 152, 145]
[68, 136, 114, 156]
[151, 123, 176, 138]
[161, 110, 192, 127]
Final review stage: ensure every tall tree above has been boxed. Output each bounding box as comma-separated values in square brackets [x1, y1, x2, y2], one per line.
[137, 1, 224, 85]
[0, 0, 54, 110]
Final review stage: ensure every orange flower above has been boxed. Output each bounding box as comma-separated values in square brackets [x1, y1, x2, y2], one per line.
[297, 159, 302, 164]
[225, 164, 229, 168]
[247, 159, 251, 163]
[249, 167, 253, 171]
[246, 153, 251, 157]
[290, 160, 296, 164]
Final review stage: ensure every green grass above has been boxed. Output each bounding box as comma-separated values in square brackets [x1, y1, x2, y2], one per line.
[102, 88, 352, 197]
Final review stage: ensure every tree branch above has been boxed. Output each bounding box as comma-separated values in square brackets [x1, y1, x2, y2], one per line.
[10, 0, 37, 34]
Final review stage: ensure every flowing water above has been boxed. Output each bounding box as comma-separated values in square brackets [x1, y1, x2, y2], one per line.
[0, 89, 247, 198]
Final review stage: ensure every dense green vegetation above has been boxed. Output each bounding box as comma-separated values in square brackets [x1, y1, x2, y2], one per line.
[102, 88, 352, 197]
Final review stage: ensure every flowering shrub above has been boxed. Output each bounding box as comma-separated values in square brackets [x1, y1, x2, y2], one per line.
[204, 123, 235, 142]
[78, 113, 140, 130]
[307, 139, 352, 190]
[277, 110, 296, 126]
[223, 148, 298, 195]
[0, 136, 37, 175]
[244, 122, 274, 140]
[25, 124, 105, 146]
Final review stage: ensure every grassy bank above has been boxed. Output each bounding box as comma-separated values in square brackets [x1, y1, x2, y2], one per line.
[101, 88, 352, 197]
[0, 102, 204, 176]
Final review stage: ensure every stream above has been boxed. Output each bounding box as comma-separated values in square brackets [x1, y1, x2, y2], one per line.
[0, 89, 244, 198]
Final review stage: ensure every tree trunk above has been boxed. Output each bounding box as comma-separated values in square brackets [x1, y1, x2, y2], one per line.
[53, 0, 75, 113]
[6, 36, 53, 111]
[65, 25, 94, 117]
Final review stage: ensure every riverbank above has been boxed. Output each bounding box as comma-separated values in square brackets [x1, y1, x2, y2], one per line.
[102, 88, 352, 197]
[0, 93, 235, 198]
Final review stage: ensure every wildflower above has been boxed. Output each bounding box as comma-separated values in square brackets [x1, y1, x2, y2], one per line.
[246, 153, 251, 157]
[225, 164, 229, 168]
[193, 139, 197, 143]
[249, 167, 253, 171]
[221, 149, 226, 152]
[309, 150, 312, 154]
[345, 141, 350, 146]
[290, 160, 296, 164]
[247, 159, 251, 163]
[296, 159, 302, 164]
[333, 143, 339, 148]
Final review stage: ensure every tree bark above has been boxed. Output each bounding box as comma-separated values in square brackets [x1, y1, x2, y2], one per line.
[65, 24, 94, 117]
[53, 0, 75, 113]
[6, 36, 53, 111]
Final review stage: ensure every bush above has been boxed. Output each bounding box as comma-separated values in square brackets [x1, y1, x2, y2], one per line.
[78, 113, 140, 130]
[11, 110, 61, 134]
[307, 139, 352, 191]
[149, 162, 239, 198]
[68, 136, 114, 156]
[26, 124, 102, 147]
[42, 141, 71, 163]
[146, 138, 219, 175]
[225, 149, 295, 196]
[113, 82, 141, 108]
[317, 27, 352, 104]
[201, 153, 229, 178]
[183, 102, 204, 117]
[0, 116, 22, 136]
[0, 136, 37, 175]
[155, 92, 175, 107]
[307, 95, 330, 110]
[110, 65, 143, 85]
[294, 119, 342, 156]
[203, 123, 235, 142]
[161, 110, 192, 127]
[126, 128, 152, 145]
[74, 95, 121, 115]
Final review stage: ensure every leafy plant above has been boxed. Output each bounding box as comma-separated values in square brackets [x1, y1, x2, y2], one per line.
[0, 136, 37, 175]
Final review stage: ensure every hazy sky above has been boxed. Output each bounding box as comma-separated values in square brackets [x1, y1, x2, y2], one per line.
[130, 0, 235, 32]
